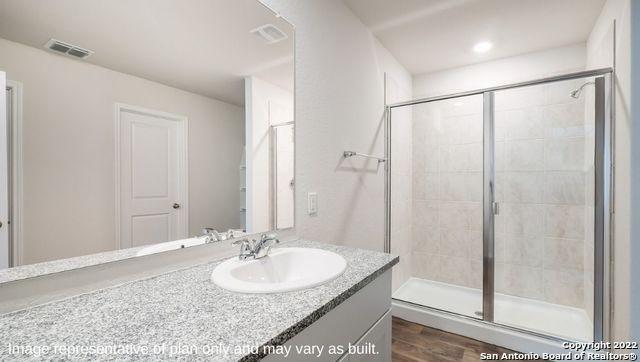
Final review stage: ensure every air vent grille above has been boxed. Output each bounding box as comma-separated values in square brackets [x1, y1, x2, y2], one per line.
[44, 39, 93, 59]
[250, 24, 288, 44]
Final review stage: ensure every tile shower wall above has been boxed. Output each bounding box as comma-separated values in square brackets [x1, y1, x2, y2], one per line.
[388, 74, 413, 292]
[411, 95, 484, 290]
[411, 79, 594, 309]
[494, 79, 592, 309]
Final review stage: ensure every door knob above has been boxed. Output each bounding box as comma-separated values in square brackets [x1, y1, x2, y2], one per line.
[172, 203, 181, 209]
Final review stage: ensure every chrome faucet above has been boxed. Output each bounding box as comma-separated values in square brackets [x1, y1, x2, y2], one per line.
[202, 228, 244, 243]
[202, 228, 222, 243]
[232, 233, 280, 260]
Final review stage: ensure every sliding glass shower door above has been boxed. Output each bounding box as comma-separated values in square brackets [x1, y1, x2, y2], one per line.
[390, 94, 485, 320]
[490, 77, 602, 341]
[388, 70, 611, 343]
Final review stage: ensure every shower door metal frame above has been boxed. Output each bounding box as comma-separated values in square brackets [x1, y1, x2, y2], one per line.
[385, 67, 614, 343]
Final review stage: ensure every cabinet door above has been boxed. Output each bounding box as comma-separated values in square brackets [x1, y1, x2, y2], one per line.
[341, 310, 391, 362]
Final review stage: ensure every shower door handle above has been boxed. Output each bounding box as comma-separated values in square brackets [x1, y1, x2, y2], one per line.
[492, 202, 499, 215]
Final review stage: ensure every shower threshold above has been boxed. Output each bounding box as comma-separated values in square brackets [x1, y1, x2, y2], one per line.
[393, 277, 593, 343]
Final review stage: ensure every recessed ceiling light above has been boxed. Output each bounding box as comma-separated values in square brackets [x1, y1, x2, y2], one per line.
[473, 41, 493, 53]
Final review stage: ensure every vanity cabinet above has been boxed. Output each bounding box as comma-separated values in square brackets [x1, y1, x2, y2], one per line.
[339, 310, 391, 362]
[266, 270, 392, 362]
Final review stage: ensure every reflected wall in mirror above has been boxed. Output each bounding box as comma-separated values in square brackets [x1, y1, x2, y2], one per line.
[0, 0, 294, 270]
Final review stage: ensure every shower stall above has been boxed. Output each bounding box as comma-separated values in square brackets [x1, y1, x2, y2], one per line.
[385, 68, 612, 346]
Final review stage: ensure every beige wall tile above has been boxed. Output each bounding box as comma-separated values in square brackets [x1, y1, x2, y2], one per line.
[439, 228, 468, 258]
[544, 171, 586, 205]
[468, 230, 483, 261]
[413, 200, 439, 228]
[505, 139, 545, 171]
[494, 233, 506, 264]
[542, 101, 587, 139]
[423, 173, 440, 200]
[544, 269, 584, 307]
[460, 114, 483, 144]
[499, 264, 544, 299]
[412, 252, 441, 280]
[413, 144, 440, 174]
[469, 260, 483, 289]
[413, 226, 440, 254]
[505, 203, 545, 236]
[440, 145, 468, 172]
[504, 234, 543, 267]
[440, 173, 467, 201]
[439, 202, 467, 230]
[467, 143, 483, 172]
[440, 256, 471, 287]
[544, 237, 584, 271]
[544, 137, 585, 171]
[545, 204, 585, 239]
[498, 107, 545, 140]
[412, 172, 426, 200]
[504, 171, 545, 203]
[466, 172, 483, 202]
[466, 202, 483, 231]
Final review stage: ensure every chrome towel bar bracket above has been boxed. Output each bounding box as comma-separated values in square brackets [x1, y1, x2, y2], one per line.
[343, 150, 386, 163]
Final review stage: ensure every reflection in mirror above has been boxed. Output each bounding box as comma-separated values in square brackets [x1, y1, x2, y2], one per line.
[0, 0, 294, 272]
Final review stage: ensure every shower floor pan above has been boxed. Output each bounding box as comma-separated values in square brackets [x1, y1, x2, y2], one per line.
[393, 277, 592, 343]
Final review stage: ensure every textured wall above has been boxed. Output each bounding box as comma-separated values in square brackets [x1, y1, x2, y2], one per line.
[259, 0, 411, 252]
[586, 0, 634, 341]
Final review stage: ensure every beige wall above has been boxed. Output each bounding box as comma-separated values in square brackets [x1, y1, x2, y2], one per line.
[0, 38, 244, 265]
[260, 0, 412, 254]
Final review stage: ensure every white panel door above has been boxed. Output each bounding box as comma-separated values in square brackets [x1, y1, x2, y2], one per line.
[0, 73, 7, 268]
[118, 106, 187, 248]
[274, 124, 294, 229]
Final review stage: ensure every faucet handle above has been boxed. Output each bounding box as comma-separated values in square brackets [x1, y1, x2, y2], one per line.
[261, 233, 279, 242]
[233, 238, 254, 260]
[232, 238, 251, 247]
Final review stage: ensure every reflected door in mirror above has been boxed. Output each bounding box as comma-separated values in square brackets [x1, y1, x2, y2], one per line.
[274, 124, 294, 229]
[118, 106, 188, 248]
[0, 73, 7, 269]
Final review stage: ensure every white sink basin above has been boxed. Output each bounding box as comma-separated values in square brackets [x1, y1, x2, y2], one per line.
[135, 236, 207, 257]
[210, 247, 347, 293]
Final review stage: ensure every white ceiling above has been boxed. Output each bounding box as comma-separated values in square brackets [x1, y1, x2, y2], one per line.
[0, 0, 294, 106]
[344, 0, 606, 75]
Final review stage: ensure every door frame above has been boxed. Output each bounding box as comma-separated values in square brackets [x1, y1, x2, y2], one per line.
[270, 121, 295, 230]
[114, 103, 189, 250]
[5, 79, 23, 267]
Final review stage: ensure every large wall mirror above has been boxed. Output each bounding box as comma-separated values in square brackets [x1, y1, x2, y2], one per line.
[0, 0, 294, 275]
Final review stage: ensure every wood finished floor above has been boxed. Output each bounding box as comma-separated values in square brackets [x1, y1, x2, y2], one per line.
[392, 317, 518, 361]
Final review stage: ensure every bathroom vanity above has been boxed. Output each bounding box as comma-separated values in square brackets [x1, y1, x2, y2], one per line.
[0, 240, 397, 361]
[0, 1, 400, 360]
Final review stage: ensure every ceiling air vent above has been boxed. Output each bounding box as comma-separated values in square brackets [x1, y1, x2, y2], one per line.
[44, 39, 93, 59]
[250, 24, 288, 44]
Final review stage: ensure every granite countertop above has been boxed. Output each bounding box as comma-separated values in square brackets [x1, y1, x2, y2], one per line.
[0, 247, 143, 284]
[0, 240, 398, 361]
